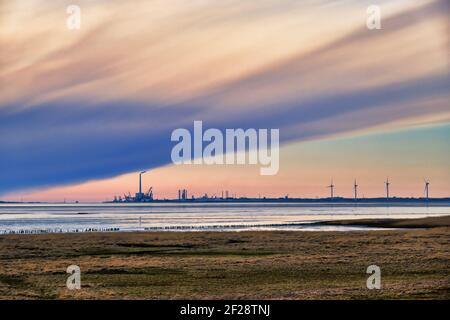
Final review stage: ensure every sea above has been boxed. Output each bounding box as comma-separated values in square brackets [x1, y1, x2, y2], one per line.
[1, 202, 449, 234]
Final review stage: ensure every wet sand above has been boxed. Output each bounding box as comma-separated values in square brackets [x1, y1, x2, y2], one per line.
[0, 216, 448, 299]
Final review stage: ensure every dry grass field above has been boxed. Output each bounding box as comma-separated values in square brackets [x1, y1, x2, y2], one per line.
[0, 216, 449, 299]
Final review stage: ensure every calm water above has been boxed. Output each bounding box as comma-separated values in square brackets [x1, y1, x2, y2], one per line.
[0, 202, 449, 234]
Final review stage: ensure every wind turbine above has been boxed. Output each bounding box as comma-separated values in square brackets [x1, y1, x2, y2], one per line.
[424, 179, 430, 200]
[385, 177, 390, 199]
[327, 179, 335, 198]
[354, 179, 358, 200]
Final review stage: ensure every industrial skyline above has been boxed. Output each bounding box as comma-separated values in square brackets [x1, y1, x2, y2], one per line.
[106, 173, 438, 203]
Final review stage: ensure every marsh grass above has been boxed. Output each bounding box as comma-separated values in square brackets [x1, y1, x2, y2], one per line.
[0, 226, 448, 299]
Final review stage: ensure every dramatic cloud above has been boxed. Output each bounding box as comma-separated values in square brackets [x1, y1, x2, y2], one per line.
[0, 0, 449, 194]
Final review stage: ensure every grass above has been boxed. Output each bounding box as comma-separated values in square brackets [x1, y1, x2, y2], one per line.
[0, 223, 449, 299]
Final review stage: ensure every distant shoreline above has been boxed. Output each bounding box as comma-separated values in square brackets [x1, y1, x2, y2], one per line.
[107, 197, 450, 204]
[1, 197, 450, 205]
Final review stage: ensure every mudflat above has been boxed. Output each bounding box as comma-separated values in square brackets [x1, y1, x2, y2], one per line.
[318, 215, 450, 228]
[0, 216, 449, 299]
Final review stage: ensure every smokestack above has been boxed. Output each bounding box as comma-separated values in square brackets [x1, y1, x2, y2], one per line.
[139, 171, 146, 194]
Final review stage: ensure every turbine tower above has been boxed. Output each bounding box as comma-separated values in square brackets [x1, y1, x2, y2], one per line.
[424, 179, 430, 200]
[328, 179, 335, 198]
[385, 177, 390, 199]
[354, 179, 358, 200]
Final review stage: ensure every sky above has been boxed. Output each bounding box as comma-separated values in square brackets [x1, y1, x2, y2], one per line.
[0, 0, 449, 201]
